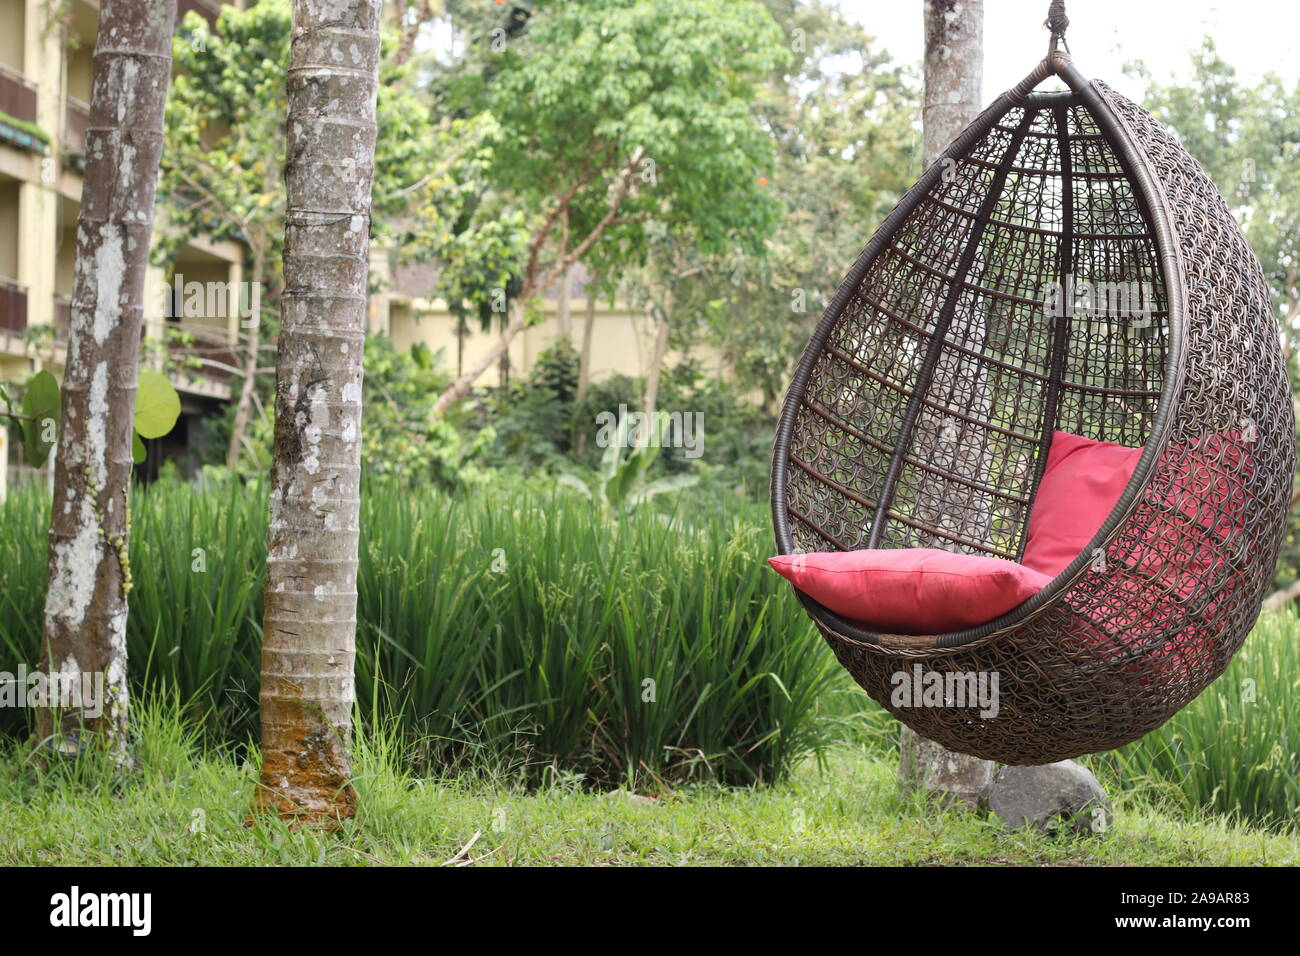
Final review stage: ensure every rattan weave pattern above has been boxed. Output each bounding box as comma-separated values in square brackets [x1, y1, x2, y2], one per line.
[770, 59, 1294, 764]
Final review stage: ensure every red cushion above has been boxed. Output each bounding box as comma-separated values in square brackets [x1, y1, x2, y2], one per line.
[1128, 433, 1250, 687]
[1046, 430, 1252, 684]
[1135, 430, 1250, 598]
[768, 548, 1051, 635]
[1021, 430, 1142, 578]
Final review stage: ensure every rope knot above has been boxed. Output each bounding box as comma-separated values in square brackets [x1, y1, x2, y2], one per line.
[1044, 0, 1069, 37]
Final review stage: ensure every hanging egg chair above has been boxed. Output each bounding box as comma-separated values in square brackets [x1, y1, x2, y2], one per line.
[769, 5, 1295, 764]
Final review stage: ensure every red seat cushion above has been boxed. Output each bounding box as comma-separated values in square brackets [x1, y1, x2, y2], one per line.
[768, 548, 1051, 635]
[1021, 430, 1142, 578]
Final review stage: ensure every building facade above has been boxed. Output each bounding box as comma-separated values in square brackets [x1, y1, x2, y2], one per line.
[1, 0, 265, 490]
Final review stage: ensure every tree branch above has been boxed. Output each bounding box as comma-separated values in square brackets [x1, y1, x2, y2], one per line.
[1264, 577, 1300, 612]
[528, 148, 645, 298]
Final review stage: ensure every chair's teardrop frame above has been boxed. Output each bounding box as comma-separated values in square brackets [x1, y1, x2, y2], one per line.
[770, 53, 1295, 763]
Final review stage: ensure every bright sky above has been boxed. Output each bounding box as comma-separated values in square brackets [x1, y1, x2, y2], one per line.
[836, 0, 1300, 98]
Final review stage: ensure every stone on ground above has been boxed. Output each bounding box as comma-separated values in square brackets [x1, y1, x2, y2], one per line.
[981, 760, 1112, 836]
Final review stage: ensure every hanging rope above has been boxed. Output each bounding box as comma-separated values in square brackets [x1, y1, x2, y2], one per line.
[1044, 0, 1069, 53]
[1045, 1, 1066, 36]
[1044, 0, 1069, 36]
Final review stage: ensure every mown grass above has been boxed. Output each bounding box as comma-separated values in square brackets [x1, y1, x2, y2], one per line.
[0, 697, 1295, 866]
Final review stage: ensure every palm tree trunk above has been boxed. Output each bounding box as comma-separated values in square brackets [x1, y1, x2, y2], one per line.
[898, 0, 995, 808]
[37, 0, 176, 764]
[255, 0, 381, 825]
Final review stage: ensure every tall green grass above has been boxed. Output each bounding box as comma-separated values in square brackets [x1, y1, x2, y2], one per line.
[0, 481, 841, 786]
[1088, 608, 1300, 831]
[4, 479, 1295, 822]
[0, 483, 265, 742]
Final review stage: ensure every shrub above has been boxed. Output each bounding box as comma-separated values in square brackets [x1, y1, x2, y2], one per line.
[486, 340, 580, 473]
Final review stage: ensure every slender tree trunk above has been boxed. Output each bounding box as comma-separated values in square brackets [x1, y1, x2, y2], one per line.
[641, 295, 672, 448]
[497, 311, 511, 391]
[456, 312, 466, 376]
[255, 0, 381, 825]
[392, 0, 434, 67]
[433, 299, 526, 417]
[921, 0, 984, 162]
[556, 209, 572, 338]
[898, 0, 995, 808]
[643, 317, 670, 420]
[36, 0, 176, 763]
[226, 244, 265, 470]
[576, 287, 597, 401]
[575, 287, 597, 456]
[556, 269, 572, 338]
[1281, 264, 1299, 365]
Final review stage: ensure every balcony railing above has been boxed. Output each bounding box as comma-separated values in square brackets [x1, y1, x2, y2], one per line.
[0, 279, 28, 334]
[0, 64, 37, 125]
[65, 97, 91, 157]
[155, 320, 241, 382]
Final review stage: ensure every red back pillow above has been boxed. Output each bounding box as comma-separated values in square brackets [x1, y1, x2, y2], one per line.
[1022, 430, 1142, 578]
[768, 548, 1050, 635]
[1027, 429, 1250, 683]
[1132, 430, 1251, 598]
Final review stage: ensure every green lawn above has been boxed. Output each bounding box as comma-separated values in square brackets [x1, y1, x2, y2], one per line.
[3, 703, 1295, 866]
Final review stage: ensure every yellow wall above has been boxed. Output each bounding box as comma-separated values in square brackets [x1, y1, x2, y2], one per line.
[168, 259, 239, 339]
[0, 0, 24, 73]
[0, 177, 17, 279]
[387, 297, 726, 388]
[0, 353, 26, 378]
[66, 2, 98, 104]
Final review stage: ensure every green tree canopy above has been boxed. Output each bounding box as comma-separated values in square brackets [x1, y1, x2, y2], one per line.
[629, 0, 921, 405]
[1133, 39, 1300, 355]
[428, 0, 788, 410]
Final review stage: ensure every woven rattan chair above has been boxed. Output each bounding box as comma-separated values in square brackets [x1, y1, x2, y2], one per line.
[769, 8, 1295, 764]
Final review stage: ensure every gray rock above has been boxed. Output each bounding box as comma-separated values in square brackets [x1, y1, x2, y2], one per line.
[898, 726, 996, 810]
[981, 761, 1112, 837]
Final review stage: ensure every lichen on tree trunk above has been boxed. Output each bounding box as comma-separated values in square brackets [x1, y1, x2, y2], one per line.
[922, 0, 984, 163]
[255, 0, 382, 826]
[37, 0, 176, 765]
